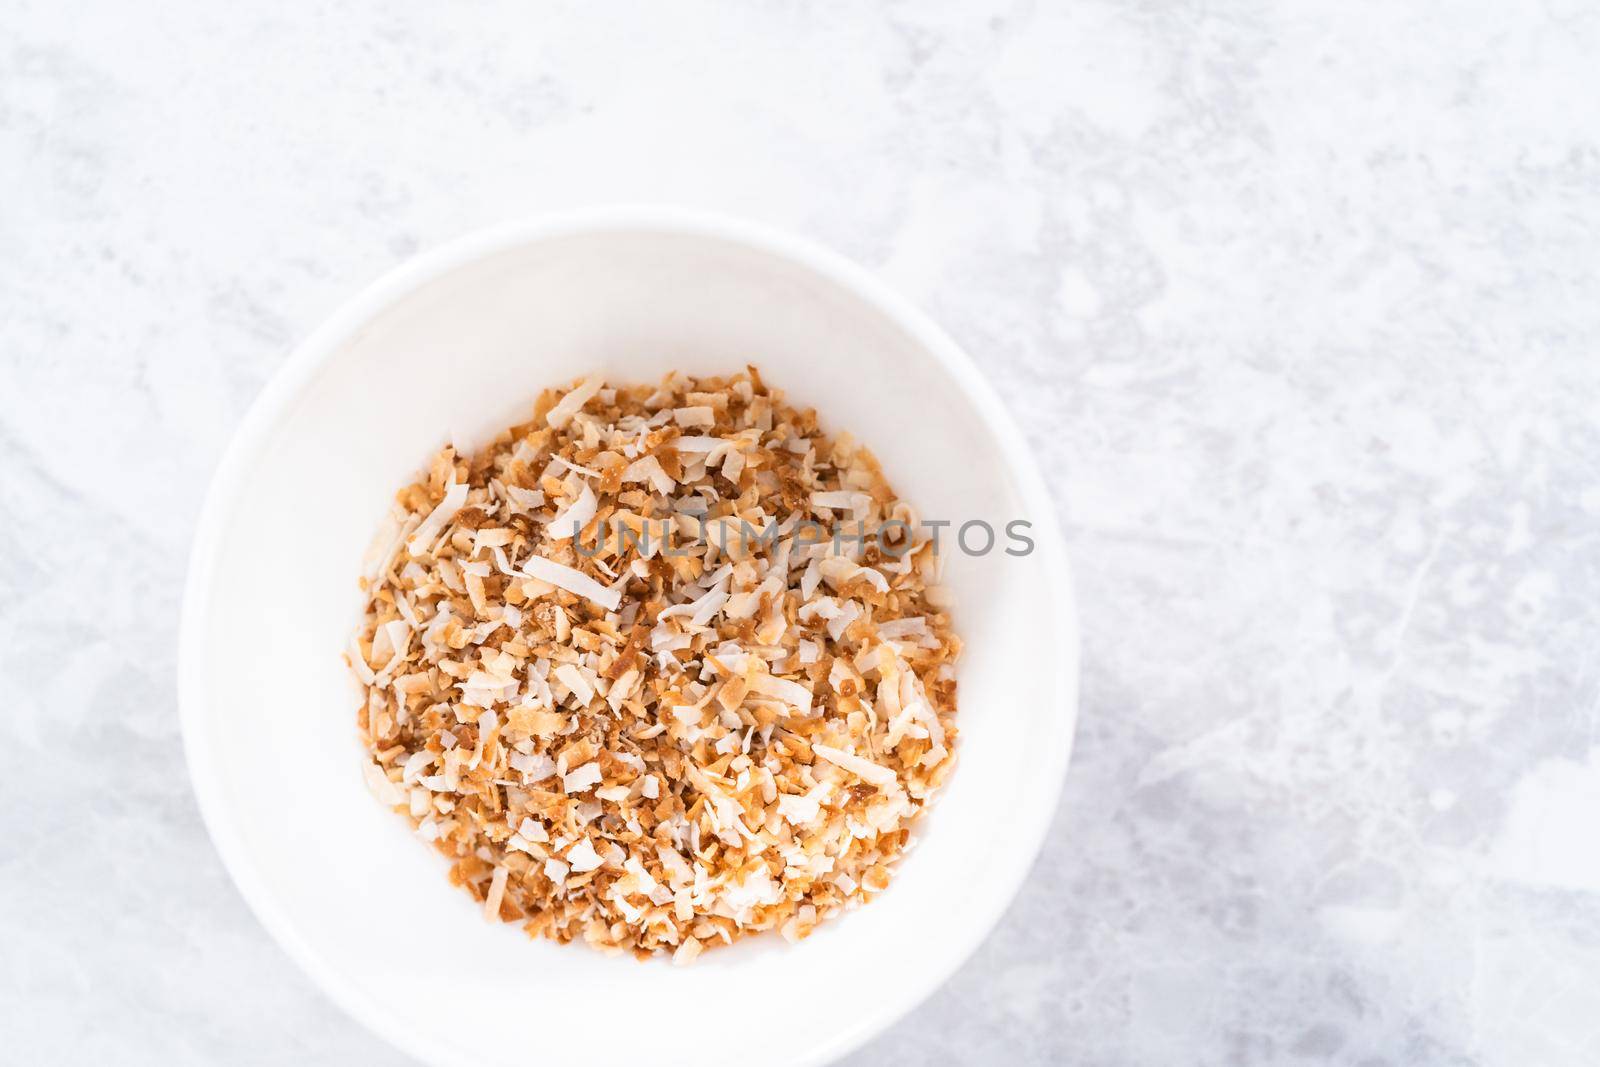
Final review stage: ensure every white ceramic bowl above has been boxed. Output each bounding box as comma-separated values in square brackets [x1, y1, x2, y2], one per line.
[180, 207, 1078, 1067]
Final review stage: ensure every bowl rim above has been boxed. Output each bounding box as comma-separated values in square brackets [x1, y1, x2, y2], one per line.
[178, 205, 1080, 1067]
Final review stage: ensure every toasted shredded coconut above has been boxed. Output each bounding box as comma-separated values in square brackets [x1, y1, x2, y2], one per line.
[350, 368, 961, 962]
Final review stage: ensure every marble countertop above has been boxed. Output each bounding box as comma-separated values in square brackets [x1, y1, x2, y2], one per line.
[5, 1, 1599, 1063]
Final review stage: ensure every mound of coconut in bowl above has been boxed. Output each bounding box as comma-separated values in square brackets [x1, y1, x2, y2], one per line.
[348, 367, 960, 962]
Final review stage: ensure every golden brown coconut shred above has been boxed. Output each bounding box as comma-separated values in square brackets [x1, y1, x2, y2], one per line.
[347, 368, 961, 961]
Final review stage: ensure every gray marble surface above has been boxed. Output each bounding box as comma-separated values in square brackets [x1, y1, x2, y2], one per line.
[5, 1, 1599, 1063]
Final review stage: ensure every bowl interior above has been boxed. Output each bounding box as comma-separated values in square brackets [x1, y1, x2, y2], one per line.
[183, 220, 1076, 1067]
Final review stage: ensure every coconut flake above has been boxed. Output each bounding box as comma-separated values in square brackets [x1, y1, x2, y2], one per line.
[777, 780, 832, 827]
[812, 743, 899, 788]
[347, 635, 376, 686]
[504, 483, 546, 512]
[746, 673, 813, 716]
[658, 578, 728, 627]
[551, 455, 603, 479]
[608, 668, 639, 712]
[406, 481, 468, 556]
[509, 751, 556, 781]
[799, 559, 823, 600]
[363, 509, 417, 583]
[484, 866, 510, 920]
[554, 663, 596, 707]
[545, 482, 596, 540]
[471, 527, 515, 556]
[673, 937, 704, 965]
[672, 435, 723, 453]
[673, 406, 715, 428]
[826, 600, 862, 641]
[393, 592, 421, 630]
[363, 762, 405, 806]
[401, 749, 436, 783]
[622, 454, 677, 496]
[519, 554, 622, 611]
[566, 838, 604, 873]
[546, 375, 604, 429]
[562, 760, 603, 794]
[810, 490, 855, 510]
[875, 616, 928, 640]
[376, 619, 412, 676]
